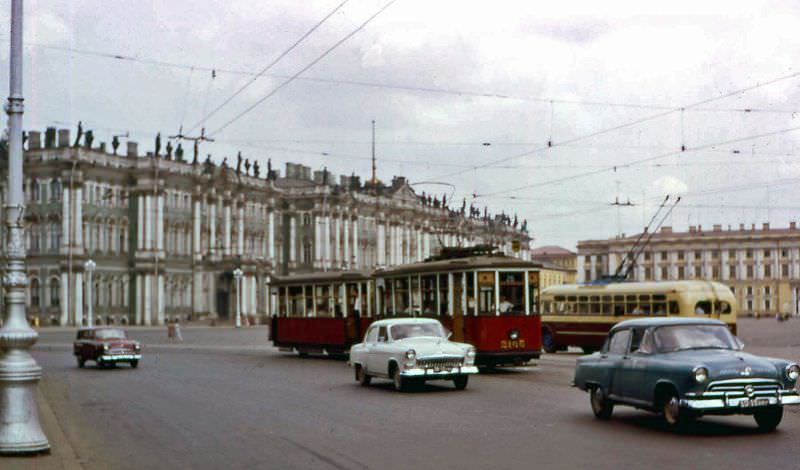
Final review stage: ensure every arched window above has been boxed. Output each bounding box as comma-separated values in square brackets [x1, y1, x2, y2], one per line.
[51, 224, 61, 251]
[31, 180, 40, 203]
[30, 278, 40, 306]
[50, 278, 60, 306]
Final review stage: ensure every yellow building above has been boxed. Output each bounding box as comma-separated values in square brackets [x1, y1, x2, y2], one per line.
[578, 223, 800, 317]
[530, 246, 577, 288]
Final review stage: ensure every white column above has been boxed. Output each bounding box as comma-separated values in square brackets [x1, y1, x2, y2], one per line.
[343, 218, 350, 268]
[61, 188, 70, 249]
[352, 219, 359, 268]
[193, 271, 203, 315]
[224, 203, 232, 256]
[143, 274, 152, 326]
[314, 214, 321, 267]
[74, 272, 83, 326]
[237, 204, 244, 256]
[335, 216, 342, 267]
[60, 271, 69, 325]
[324, 216, 331, 269]
[157, 274, 165, 325]
[416, 228, 422, 261]
[193, 198, 201, 255]
[136, 275, 143, 325]
[377, 223, 385, 266]
[289, 216, 296, 263]
[209, 200, 217, 255]
[74, 187, 83, 249]
[268, 210, 275, 262]
[157, 194, 164, 251]
[250, 276, 257, 317]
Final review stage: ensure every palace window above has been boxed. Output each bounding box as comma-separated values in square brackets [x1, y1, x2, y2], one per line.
[729, 265, 736, 279]
[729, 250, 736, 259]
[678, 252, 684, 261]
[764, 265, 772, 279]
[694, 251, 701, 260]
[661, 252, 667, 261]
[303, 242, 312, 264]
[660, 267, 667, 279]
[678, 266, 685, 278]
[782, 264, 789, 277]
[31, 180, 40, 202]
[764, 249, 771, 258]
[746, 265, 753, 278]
[50, 179, 62, 201]
[30, 279, 40, 306]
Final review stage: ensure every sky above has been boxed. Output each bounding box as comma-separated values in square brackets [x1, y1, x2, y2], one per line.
[2, 0, 800, 249]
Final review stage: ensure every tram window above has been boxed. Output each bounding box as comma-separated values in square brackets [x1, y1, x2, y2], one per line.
[529, 283, 540, 314]
[304, 286, 314, 315]
[346, 283, 359, 316]
[567, 295, 577, 302]
[438, 274, 450, 316]
[613, 303, 625, 317]
[315, 285, 331, 317]
[288, 286, 304, 317]
[479, 286, 494, 315]
[613, 295, 624, 303]
[600, 302, 612, 315]
[589, 296, 600, 302]
[466, 272, 476, 315]
[668, 301, 680, 315]
[626, 295, 641, 315]
[554, 295, 566, 302]
[421, 275, 436, 315]
[378, 285, 390, 316]
[499, 271, 524, 314]
[577, 301, 588, 314]
[653, 302, 667, 315]
[653, 294, 667, 302]
[717, 301, 732, 314]
[542, 300, 552, 314]
[394, 278, 410, 315]
[278, 287, 288, 317]
[410, 277, 421, 315]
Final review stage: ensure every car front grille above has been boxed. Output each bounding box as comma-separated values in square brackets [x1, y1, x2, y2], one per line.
[707, 379, 781, 397]
[416, 356, 464, 369]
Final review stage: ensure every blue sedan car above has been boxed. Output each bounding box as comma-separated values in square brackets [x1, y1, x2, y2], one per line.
[573, 317, 800, 431]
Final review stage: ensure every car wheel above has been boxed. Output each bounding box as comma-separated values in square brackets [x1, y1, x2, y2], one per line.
[130, 360, 139, 369]
[542, 328, 556, 354]
[392, 366, 407, 392]
[356, 365, 371, 386]
[453, 375, 469, 390]
[662, 391, 694, 429]
[754, 406, 783, 432]
[590, 385, 614, 419]
[77, 357, 85, 368]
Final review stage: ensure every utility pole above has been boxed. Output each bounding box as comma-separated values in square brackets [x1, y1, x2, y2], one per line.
[371, 120, 376, 186]
[0, 0, 50, 454]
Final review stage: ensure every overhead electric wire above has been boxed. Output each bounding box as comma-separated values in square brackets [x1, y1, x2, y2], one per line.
[9, 38, 799, 116]
[431, 69, 800, 181]
[187, 0, 350, 133]
[206, 0, 398, 136]
[474, 124, 800, 198]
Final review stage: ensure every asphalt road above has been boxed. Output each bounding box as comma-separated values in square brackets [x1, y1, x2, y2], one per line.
[30, 318, 800, 470]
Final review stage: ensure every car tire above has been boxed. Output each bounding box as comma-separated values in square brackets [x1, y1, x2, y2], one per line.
[453, 375, 469, 390]
[392, 366, 407, 392]
[754, 406, 783, 432]
[77, 357, 85, 368]
[662, 390, 694, 429]
[542, 328, 556, 354]
[356, 365, 371, 386]
[590, 385, 614, 419]
[130, 360, 139, 369]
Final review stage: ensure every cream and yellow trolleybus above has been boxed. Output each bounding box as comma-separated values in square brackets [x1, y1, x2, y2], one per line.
[540, 280, 737, 353]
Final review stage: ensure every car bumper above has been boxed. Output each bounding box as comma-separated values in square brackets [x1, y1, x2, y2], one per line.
[681, 390, 800, 410]
[401, 365, 479, 378]
[98, 354, 141, 362]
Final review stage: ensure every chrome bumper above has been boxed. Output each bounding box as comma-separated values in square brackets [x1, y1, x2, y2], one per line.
[681, 390, 800, 410]
[401, 365, 479, 378]
[99, 354, 141, 362]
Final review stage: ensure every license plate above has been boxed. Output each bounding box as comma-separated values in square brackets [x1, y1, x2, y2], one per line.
[740, 398, 769, 408]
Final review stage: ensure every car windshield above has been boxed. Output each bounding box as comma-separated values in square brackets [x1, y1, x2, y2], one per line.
[390, 323, 445, 340]
[95, 329, 127, 340]
[653, 324, 739, 353]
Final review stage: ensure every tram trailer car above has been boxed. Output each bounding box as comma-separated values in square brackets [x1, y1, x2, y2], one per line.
[270, 271, 375, 357]
[374, 253, 543, 367]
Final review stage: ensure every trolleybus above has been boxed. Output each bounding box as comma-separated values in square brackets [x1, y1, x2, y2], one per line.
[540, 280, 737, 353]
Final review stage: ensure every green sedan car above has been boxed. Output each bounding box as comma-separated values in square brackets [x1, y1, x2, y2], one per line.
[573, 317, 800, 431]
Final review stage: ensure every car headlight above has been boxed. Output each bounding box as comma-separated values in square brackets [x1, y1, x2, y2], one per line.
[134, 344, 141, 351]
[693, 366, 708, 384]
[103, 344, 109, 351]
[787, 364, 800, 381]
[509, 329, 520, 341]
[405, 349, 416, 360]
[466, 347, 476, 359]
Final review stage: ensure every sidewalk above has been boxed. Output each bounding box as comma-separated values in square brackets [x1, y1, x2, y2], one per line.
[5, 389, 82, 470]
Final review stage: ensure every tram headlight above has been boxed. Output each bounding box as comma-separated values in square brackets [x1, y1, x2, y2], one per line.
[509, 329, 520, 341]
[693, 366, 708, 384]
[787, 364, 800, 381]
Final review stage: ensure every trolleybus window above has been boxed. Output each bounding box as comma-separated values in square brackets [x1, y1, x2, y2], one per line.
[499, 272, 524, 314]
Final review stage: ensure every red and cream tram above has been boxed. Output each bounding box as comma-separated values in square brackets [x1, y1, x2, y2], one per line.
[269, 271, 375, 357]
[270, 248, 543, 367]
[373, 253, 542, 367]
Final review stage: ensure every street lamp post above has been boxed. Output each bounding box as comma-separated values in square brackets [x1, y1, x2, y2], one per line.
[0, 0, 50, 454]
[233, 268, 243, 328]
[84, 260, 96, 327]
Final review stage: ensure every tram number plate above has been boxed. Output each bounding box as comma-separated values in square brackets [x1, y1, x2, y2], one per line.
[500, 340, 526, 350]
[740, 398, 769, 408]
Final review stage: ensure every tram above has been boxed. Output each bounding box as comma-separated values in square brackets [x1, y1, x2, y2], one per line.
[373, 249, 543, 367]
[269, 271, 374, 357]
[540, 280, 738, 353]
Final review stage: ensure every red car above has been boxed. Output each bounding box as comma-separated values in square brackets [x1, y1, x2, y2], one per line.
[73, 327, 142, 368]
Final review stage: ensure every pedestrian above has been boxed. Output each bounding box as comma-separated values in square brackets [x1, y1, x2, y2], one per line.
[175, 320, 183, 341]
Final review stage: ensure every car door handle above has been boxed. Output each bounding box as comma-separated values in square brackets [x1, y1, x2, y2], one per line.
[600, 354, 608, 359]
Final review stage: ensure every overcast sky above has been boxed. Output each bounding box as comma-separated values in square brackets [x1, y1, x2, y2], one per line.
[2, 0, 800, 249]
